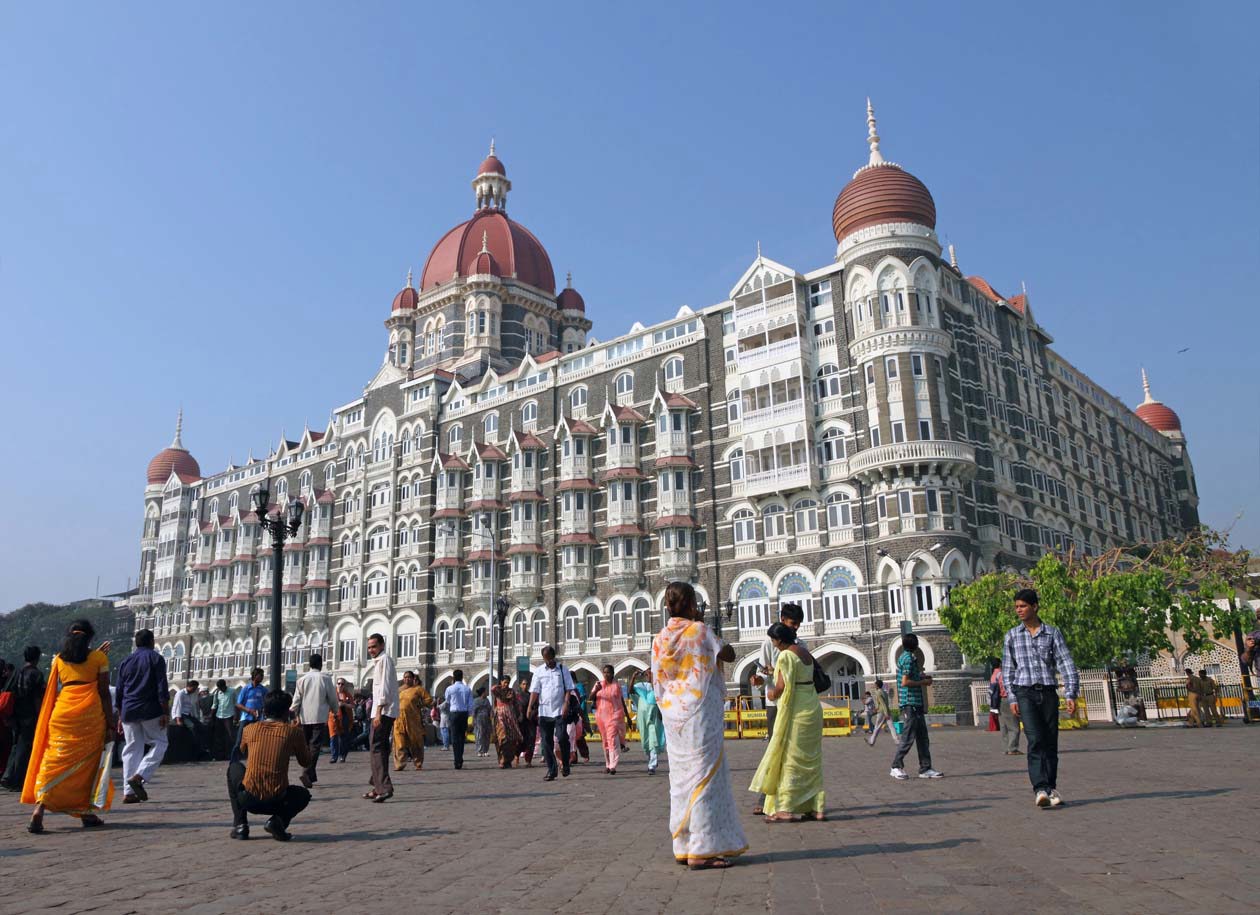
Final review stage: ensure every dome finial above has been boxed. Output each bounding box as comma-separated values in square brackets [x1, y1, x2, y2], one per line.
[866, 97, 885, 166]
[1141, 367, 1154, 404]
[566, 271, 573, 289]
[406, 267, 414, 289]
[480, 230, 490, 255]
[489, 137, 495, 157]
[948, 243, 958, 270]
[171, 407, 184, 449]
[756, 239, 762, 259]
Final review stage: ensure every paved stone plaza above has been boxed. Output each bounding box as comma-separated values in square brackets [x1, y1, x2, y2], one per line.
[1, 726, 1254, 915]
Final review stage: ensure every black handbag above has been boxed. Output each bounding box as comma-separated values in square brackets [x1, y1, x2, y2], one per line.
[560, 666, 580, 725]
[811, 662, 832, 695]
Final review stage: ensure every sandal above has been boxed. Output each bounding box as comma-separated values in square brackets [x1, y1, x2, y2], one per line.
[764, 813, 804, 824]
[27, 817, 44, 835]
[371, 793, 393, 803]
[688, 857, 732, 870]
[362, 791, 379, 800]
[752, 806, 764, 816]
[81, 815, 105, 828]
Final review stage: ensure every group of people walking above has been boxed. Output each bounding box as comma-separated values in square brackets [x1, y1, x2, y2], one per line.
[11, 582, 1088, 856]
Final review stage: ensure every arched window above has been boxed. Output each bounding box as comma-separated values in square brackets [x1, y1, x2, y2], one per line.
[584, 606, 600, 640]
[325, 463, 337, 486]
[632, 597, 652, 635]
[793, 499, 819, 533]
[729, 448, 744, 482]
[300, 470, 312, 493]
[736, 578, 771, 632]
[777, 572, 813, 623]
[569, 386, 588, 411]
[448, 425, 462, 450]
[453, 621, 467, 650]
[762, 504, 787, 538]
[614, 372, 634, 398]
[531, 611, 547, 645]
[818, 428, 846, 463]
[816, 364, 841, 399]
[610, 599, 629, 637]
[275, 478, 288, 502]
[228, 492, 239, 512]
[437, 622, 450, 652]
[474, 617, 488, 650]
[521, 401, 538, 427]
[513, 611, 528, 647]
[484, 413, 498, 436]
[564, 606, 581, 641]
[826, 493, 852, 528]
[663, 356, 684, 381]
[732, 509, 756, 543]
[821, 567, 860, 623]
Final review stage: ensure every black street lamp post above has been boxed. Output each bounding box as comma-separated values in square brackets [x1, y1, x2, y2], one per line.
[252, 487, 304, 691]
[494, 594, 511, 681]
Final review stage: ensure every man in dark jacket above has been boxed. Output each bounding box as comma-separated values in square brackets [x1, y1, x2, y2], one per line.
[1, 646, 46, 790]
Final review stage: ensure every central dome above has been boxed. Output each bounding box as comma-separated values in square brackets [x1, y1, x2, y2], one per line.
[419, 209, 555, 293]
[419, 145, 556, 294]
[832, 100, 936, 244]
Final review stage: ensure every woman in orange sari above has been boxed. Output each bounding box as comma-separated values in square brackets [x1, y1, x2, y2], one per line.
[327, 678, 355, 763]
[24, 620, 116, 833]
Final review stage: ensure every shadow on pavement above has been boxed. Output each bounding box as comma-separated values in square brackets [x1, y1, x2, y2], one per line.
[302, 826, 451, 842]
[741, 837, 978, 864]
[1068, 787, 1235, 808]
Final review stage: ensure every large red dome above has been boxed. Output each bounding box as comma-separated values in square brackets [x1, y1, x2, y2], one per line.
[147, 447, 200, 485]
[1135, 402, 1182, 432]
[833, 163, 936, 243]
[420, 209, 555, 293]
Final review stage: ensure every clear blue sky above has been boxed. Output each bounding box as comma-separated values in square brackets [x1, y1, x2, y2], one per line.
[2, 2, 1257, 612]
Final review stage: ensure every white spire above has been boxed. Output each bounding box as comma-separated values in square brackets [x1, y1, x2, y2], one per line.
[566, 271, 573, 289]
[489, 137, 495, 157]
[171, 408, 184, 449]
[948, 244, 958, 270]
[406, 267, 413, 288]
[866, 97, 885, 166]
[1141, 367, 1154, 404]
[480, 230, 490, 254]
[756, 239, 762, 259]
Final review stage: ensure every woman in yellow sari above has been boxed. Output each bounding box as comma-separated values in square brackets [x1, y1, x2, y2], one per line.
[652, 581, 746, 870]
[24, 620, 116, 833]
[749, 622, 825, 822]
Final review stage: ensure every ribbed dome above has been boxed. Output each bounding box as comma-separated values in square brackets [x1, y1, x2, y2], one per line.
[420, 208, 555, 293]
[478, 154, 506, 176]
[832, 163, 936, 243]
[147, 411, 201, 484]
[391, 280, 419, 312]
[1136, 402, 1182, 433]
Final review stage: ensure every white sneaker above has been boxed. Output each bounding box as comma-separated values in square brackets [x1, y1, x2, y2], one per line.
[1048, 790, 1064, 807]
[1035, 790, 1051, 808]
[918, 769, 943, 779]
[889, 767, 908, 780]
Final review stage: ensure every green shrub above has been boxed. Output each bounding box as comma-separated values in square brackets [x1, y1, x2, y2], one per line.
[927, 705, 955, 715]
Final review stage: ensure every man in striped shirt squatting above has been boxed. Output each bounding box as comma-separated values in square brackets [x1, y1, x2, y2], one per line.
[1001, 588, 1080, 809]
[226, 689, 314, 841]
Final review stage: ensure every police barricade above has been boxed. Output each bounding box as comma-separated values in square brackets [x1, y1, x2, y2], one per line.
[740, 708, 769, 739]
[626, 708, 640, 743]
[723, 708, 742, 740]
[821, 704, 853, 737]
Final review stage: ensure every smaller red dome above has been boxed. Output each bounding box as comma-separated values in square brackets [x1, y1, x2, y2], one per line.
[478, 154, 505, 176]
[557, 274, 585, 312]
[391, 284, 419, 312]
[1136, 402, 1182, 433]
[147, 447, 200, 485]
[470, 248, 501, 277]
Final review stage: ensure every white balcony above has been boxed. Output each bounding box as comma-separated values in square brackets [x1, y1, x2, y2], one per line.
[633, 633, 652, 651]
[563, 639, 582, 658]
[848, 440, 977, 481]
[655, 431, 690, 459]
[584, 637, 602, 654]
[658, 548, 696, 582]
[796, 532, 821, 550]
[511, 468, 539, 492]
[560, 455, 590, 480]
[824, 617, 862, 635]
[560, 510, 592, 534]
[605, 444, 638, 469]
[913, 609, 941, 626]
[609, 557, 643, 586]
[434, 582, 461, 610]
[657, 490, 692, 516]
[736, 337, 803, 373]
[734, 542, 759, 559]
[826, 527, 855, 547]
[511, 520, 539, 543]
[509, 571, 542, 603]
[610, 635, 630, 653]
[606, 502, 641, 528]
[435, 488, 464, 512]
[741, 398, 806, 434]
[560, 564, 594, 596]
[470, 477, 499, 503]
[366, 593, 388, 610]
[734, 292, 799, 336]
[744, 462, 812, 498]
[765, 536, 790, 556]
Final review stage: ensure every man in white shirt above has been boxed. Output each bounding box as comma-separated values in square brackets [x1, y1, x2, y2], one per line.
[443, 669, 473, 770]
[291, 653, 339, 785]
[365, 634, 399, 801]
[528, 646, 575, 781]
[171, 681, 206, 761]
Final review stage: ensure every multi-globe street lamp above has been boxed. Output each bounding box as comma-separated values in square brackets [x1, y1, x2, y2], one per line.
[252, 487, 304, 690]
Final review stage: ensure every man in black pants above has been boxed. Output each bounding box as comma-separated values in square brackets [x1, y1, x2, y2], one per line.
[527, 646, 575, 781]
[227, 689, 313, 841]
[0, 646, 45, 790]
[1001, 588, 1080, 809]
[444, 669, 473, 770]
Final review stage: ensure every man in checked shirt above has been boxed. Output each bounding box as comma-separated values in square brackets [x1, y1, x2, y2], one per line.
[1001, 588, 1080, 809]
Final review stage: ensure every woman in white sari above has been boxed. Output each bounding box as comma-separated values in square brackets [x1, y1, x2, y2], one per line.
[652, 582, 747, 870]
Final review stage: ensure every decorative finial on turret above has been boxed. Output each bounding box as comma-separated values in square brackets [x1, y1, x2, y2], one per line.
[1141, 367, 1154, 404]
[1021, 280, 1028, 299]
[756, 240, 762, 259]
[489, 138, 495, 157]
[171, 407, 184, 449]
[866, 97, 885, 167]
[480, 230, 490, 255]
[406, 267, 414, 289]
[566, 271, 573, 289]
[948, 244, 958, 270]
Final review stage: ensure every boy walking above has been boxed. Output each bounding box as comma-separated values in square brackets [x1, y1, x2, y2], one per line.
[1001, 588, 1080, 808]
[890, 633, 942, 779]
